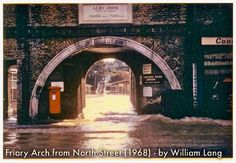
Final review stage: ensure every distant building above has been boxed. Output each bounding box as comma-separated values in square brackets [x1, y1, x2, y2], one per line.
[7, 66, 17, 117]
[108, 80, 130, 94]
[85, 84, 93, 94]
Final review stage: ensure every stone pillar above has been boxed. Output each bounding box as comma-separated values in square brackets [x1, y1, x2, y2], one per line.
[81, 77, 86, 109]
[183, 4, 194, 116]
[77, 70, 84, 115]
[3, 69, 8, 120]
[3, 62, 9, 120]
[184, 4, 204, 116]
[15, 5, 31, 124]
[130, 72, 137, 109]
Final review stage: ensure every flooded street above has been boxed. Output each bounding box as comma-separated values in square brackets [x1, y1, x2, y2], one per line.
[4, 95, 232, 158]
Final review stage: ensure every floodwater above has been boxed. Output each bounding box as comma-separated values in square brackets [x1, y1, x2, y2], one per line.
[3, 95, 232, 158]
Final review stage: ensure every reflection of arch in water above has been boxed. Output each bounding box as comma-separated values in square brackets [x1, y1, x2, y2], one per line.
[30, 36, 181, 118]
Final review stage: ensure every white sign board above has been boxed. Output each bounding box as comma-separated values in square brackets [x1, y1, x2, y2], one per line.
[79, 4, 133, 24]
[143, 87, 152, 97]
[51, 82, 64, 92]
[201, 37, 233, 45]
[52, 95, 56, 100]
[142, 64, 152, 74]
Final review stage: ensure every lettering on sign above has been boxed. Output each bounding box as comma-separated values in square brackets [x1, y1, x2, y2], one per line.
[204, 53, 232, 75]
[142, 75, 163, 84]
[204, 53, 232, 66]
[201, 37, 233, 45]
[79, 4, 132, 24]
[204, 69, 232, 75]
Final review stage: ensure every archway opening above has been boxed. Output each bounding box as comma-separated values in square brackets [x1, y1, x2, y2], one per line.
[83, 58, 136, 120]
[37, 44, 175, 120]
[33, 36, 181, 120]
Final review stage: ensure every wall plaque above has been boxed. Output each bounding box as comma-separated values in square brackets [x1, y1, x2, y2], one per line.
[142, 64, 152, 74]
[79, 4, 133, 24]
[143, 87, 153, 97]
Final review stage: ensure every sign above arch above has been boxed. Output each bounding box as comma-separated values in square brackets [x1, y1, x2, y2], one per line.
[79, 4, 133, 24]
[29, 36, 181, 119]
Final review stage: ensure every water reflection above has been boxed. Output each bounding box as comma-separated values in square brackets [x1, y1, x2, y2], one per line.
[83, 95, 135, 120]
[4, 95, 232, 158]
[81, 95, 136, 150]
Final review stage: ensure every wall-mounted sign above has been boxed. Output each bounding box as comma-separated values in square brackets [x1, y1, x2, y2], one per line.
[204, 53, 232, 66]
[204, 69, 232, 75]
[143, 87, 152, 97]
[79, 4, 133, 24]
[142, 64, 152, 74]
[51, 82, 64, 92]
[201, 37, 233, 45]
[142, 75, 163, 84]
[204, 53, 232, 75]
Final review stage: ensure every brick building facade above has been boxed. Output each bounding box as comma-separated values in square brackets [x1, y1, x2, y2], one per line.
[3, 4, 232, 124]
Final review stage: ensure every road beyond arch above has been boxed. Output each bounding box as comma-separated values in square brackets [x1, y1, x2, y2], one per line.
[29, 36, 181, 118]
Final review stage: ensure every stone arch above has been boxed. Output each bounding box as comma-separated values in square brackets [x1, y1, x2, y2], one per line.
[29, 36, 181, 118]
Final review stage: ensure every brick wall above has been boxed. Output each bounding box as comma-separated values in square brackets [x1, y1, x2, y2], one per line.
[4, 35, 184, 91]
[4, 4, 232, 27]
[4, 4, 188, 27]
[3, 39, 21, 57]
[3, 5, 16, 27]
[194, 4, 232, 26]
[28, 4, 78, 26]
[133, 4, 187, 25]
[27, 4, 187, 26]
[3, 4, 232, 120]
